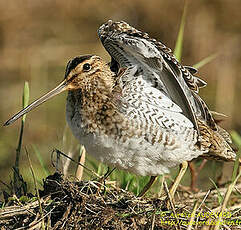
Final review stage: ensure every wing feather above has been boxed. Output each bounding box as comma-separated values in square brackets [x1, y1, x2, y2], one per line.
[99, 20, 216, 131]
[114, 66, 194, 131]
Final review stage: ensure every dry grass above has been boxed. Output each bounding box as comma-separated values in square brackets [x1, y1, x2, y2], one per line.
[1, 1, 241, 185]
[1, 173, 241, 230]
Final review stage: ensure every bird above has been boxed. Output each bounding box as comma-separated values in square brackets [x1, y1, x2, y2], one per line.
[4, 20, 238, 200]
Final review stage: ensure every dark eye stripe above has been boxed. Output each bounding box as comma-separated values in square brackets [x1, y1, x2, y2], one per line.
[65, 55, 93, 78]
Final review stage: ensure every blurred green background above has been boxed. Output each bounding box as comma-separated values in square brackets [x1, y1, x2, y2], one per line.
[1, 0, 241, 193]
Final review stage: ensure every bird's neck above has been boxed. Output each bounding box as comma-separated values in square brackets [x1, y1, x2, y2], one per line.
[83, 74, 114, 106]
[68, 76, 115, 122]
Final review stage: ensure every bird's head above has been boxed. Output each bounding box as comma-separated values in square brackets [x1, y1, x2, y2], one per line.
[64, 55, 113, 90]
[4, 55, 113, 126]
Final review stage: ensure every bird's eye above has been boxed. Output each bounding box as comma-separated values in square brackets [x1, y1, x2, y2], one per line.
[83, 63, 91, 71]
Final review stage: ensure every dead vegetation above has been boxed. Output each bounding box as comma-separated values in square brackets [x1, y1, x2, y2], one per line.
[1, 172, 241, 230]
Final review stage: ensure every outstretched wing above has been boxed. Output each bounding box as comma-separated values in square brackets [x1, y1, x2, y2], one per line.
[98, 20, 216, 131]
[112, 66, 195, 132]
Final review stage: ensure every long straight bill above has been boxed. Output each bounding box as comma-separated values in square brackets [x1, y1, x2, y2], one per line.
[4, 80, 68, 126]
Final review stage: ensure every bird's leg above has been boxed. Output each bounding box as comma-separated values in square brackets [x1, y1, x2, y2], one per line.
[197, 159, 207, 173]
[169, 161, 188, 202]
[138, 176, 157, 197]
[189, 161, 198, 192]
[189, 159, 208, 191]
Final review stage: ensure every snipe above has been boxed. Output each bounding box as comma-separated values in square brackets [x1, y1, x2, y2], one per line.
[4, 20, 238, 199]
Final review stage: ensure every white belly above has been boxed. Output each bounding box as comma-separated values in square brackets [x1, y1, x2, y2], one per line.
[66, 93, 205, 176]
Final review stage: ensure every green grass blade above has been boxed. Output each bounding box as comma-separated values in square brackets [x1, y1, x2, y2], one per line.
[174, 2, 188, 61]
[231, 130, 241, 147]
[230, 131, 241, 182]
[32, 144, 50, 177]
[22, 82, 29, 122]
[26, 148, 45, 229]
[14, 81, 30, 196]
[16, 81, 30, 159]
[209, 178, 223, 205]
[193, 53, 218, 69]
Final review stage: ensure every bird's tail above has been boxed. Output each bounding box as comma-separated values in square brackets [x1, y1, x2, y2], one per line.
[198, 120, 240, 164]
